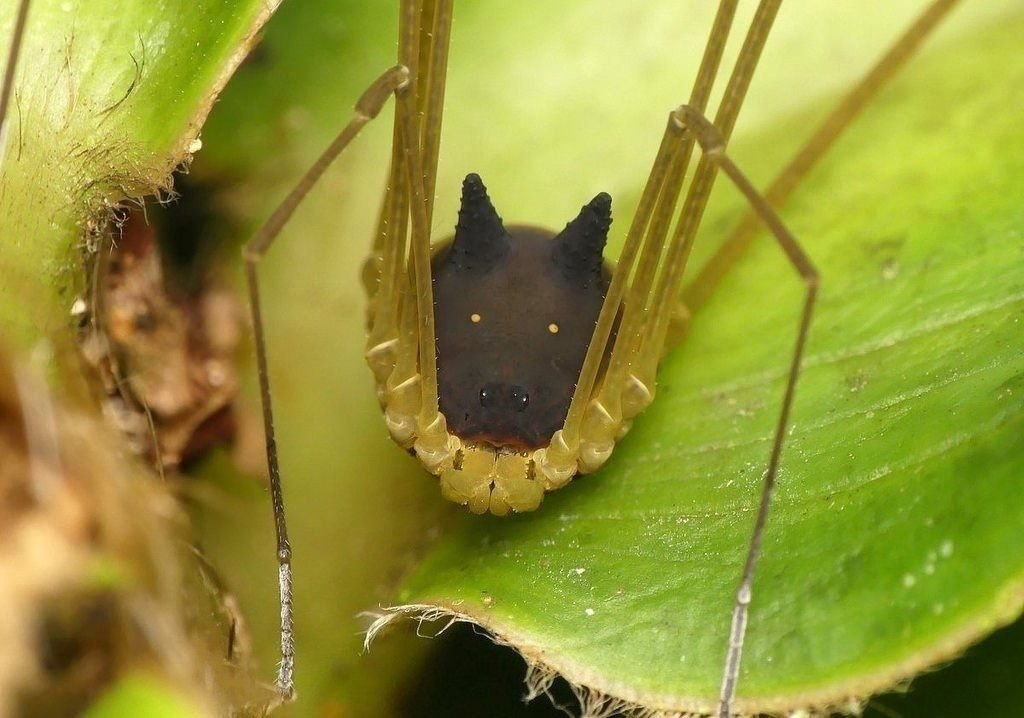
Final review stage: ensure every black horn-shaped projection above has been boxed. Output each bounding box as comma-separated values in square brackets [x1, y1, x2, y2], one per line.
[552, 192, 612, 283]
[450, 173, 509, 271]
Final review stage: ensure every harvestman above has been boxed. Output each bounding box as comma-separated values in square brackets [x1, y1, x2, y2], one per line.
[0, 0, 965, 715]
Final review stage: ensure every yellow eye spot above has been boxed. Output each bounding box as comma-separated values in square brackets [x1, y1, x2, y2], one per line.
[470, 313, 482, 323]
[548, 323, 559, 334]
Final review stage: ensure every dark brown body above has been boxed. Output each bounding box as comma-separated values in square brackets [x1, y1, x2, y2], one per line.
[432, 174, 612, 451]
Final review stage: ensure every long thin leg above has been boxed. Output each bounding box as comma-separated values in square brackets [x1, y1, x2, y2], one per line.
[636, 0, 782, 392]
[395, 0, 448, 467]
[242, 64, 408, 701]
[418, 0, 453, 228]
[672, 105, 819, 718]
[539, 0, 743, 483]
[365, 1, 427, 453]
[540, 0, 784, 485]
[364, 4, 420, 395]
[365, 0, 456, 473]
[682, 0, 962, 314]
[0, 0, 31, 159]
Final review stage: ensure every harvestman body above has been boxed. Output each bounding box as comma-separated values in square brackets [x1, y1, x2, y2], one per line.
[0, 0, 966, 715]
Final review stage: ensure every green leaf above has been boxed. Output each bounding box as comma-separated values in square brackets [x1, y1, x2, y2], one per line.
[84, 674, 206, 718]
[0, 0, 275, 351]
[185, 1, 1023, 716]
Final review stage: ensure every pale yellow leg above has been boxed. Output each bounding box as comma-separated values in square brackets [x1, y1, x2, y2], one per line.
[365, 0, 458, 474]
[535, 0, 745, 487]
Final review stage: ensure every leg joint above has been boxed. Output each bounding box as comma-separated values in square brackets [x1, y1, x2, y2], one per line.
[355, 64, 410, 119]
[671, 104, 726, 156]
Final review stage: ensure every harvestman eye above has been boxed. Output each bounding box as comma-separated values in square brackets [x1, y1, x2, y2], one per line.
[509, 386, 529, 412]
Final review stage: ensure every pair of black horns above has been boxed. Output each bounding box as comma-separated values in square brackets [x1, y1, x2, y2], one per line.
[451, 173, 612, 276]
